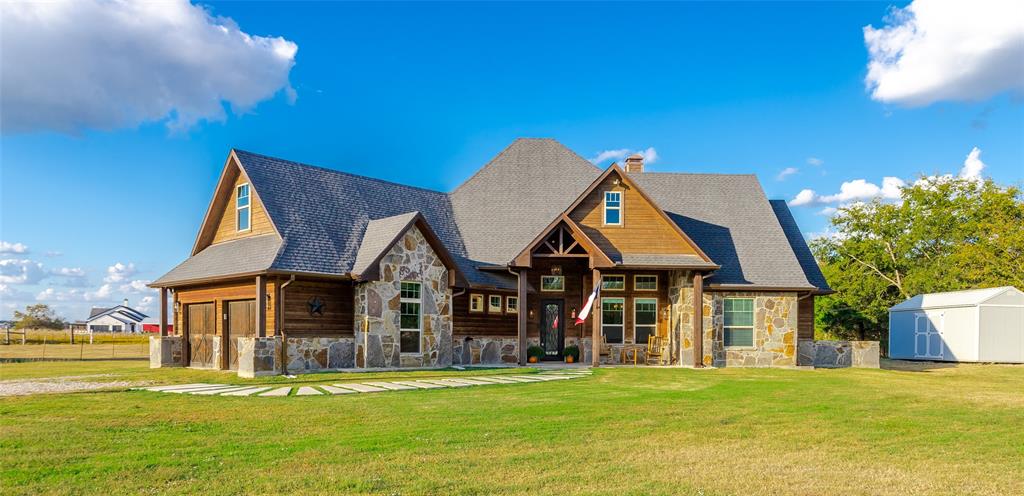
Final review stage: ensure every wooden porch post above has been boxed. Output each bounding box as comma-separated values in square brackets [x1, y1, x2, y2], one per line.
[256, 275, 267, 338]
[517, 269, 528, 365]
[693, 272, 704, 368]
[591, 268, 601, 367]
[159, 288, 169, 337]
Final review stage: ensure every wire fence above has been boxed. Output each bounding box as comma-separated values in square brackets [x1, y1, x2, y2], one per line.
[1, 328, 149, 360]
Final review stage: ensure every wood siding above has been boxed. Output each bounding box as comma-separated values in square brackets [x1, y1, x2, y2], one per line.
[209, 168, 274, 245]
[524, 260, 670, 343]
[453, 290, 517, 338]
[281, 279, 354, 337]
[174, 279, 275, 337]
[798, 296, 814, 340]
[568, 172, 696, 259]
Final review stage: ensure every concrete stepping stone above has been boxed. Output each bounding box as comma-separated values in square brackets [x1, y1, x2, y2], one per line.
[320, 385, 357, 395]
[484, 376, 538, 383]
[506, 376, 549, 382]
[395, 381, 447, 389]
[468, 376, 520, 384]
[165, 384, 236, 393]
[295, 386, 323, 396]
[258, 387, 292, 397]
[446, 378, 499, 385]
[144, 383, 216, 392]
[418, 379, 472, 387]
[332, 383, 387, 393]
[220, 387, 272, 397]
[192, 386, 256, 395]
[364, 382, 417, 391]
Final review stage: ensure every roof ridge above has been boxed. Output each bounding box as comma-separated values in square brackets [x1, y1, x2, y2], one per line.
[637, 171, 758, 177]
[233, 149, 449, 196]
[449, 138, 599, 196]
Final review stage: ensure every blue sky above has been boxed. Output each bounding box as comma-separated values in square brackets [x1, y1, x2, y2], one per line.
[1, 1, 1022, 320]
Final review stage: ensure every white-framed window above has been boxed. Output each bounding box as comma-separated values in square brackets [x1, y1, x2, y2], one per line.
[601, 274, 625, 291]
[601, 297, 624, 344]
[723, 298, 754, 347]
[469, 294, 484, 313]
[236, 183, 251, 232]
[541, 275, 565, 292]
[634, 275, 658, 291]
[603, 191, 622, 226]
[488, 295, 503, 313]
[634, 298, 657, 346]
[400, 282, 421, 353]
[506, 296, 518, 313]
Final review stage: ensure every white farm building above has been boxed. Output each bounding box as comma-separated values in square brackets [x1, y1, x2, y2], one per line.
[888, 287, 1024, 363]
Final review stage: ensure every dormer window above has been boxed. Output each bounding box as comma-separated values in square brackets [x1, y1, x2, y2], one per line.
[603, 191, 622, 226]
[236, 183, 251, 232]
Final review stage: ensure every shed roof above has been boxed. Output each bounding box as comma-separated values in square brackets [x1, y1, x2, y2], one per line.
[890, 286, 1024, 311]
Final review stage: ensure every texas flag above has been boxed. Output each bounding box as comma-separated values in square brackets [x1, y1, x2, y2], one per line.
[575, 284, 600, 325]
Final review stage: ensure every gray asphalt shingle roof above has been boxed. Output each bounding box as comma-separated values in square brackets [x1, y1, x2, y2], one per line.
[350, 212, 421, 277]
[152, 234, 282, 286]
[155, 138, 826, 292]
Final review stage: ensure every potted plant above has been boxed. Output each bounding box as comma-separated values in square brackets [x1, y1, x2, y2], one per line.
[563, 345, 580, 363]
[527, 345, 545, 363]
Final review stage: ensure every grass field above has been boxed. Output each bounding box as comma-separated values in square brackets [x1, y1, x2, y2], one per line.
[1, 361, 1022, 495]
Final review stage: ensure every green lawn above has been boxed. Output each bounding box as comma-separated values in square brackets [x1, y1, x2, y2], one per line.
[1, 361, 1022, 495]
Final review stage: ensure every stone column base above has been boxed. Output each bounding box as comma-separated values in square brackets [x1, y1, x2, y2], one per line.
[150, 336, 184, 368]
[237, 336, 282, 378]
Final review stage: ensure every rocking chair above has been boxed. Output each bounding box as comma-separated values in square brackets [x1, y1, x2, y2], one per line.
[645, 335, 668, 365]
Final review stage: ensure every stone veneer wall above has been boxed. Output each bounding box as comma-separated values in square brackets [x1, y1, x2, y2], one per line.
[284, 337, 354, 372]
[237, 336, 282, 378]
[671, 271, 798, 368]
[149, 336, 183, 368]
[354, 226, 453, 369]
[453, 337, 518, 365]
[798, 340, 880, 368]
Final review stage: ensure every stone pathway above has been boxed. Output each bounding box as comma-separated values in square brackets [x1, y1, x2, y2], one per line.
[134, 369, 592, 398]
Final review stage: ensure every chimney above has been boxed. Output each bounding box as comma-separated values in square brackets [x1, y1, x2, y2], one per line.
[624, 153, 644, 174]
[122, 298, 129, 308]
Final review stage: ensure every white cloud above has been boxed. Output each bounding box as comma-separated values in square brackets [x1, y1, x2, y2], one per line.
[119, 279, 153, 294]
[789, 177, 905, 206]
[776, 167, 799, 181]
[589, 147, 659, 165]
[818, 207, 838, 216]
[789, 189, 818, 207]
[52, 267, 85, 278]
[639, 147, 659, 164]
[864, 0, 1024, 106]
[0, 0, 299, 134]
[104, 262, 137, 283]
[44, 251, 63, 257]
[0, 241, 29, 254]
[807, 157, 824, 166]
[136, 296, 156, 312]
[0, 283, 33, 302]
[959, 146, 986, 181]
[0, 259, 47, 285]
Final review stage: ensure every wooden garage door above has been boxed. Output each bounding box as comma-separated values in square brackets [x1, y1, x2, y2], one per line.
[187, 303, 216, 368]
[227, 300, 257, 371]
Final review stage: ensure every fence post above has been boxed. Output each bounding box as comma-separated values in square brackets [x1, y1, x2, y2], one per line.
[80, 340, 84, 360]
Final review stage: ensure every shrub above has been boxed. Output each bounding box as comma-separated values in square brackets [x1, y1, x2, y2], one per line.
[526, 345, 545, 360]
[563, 345, 580, 361]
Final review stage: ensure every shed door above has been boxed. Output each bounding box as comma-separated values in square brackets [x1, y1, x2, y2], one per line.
[226, 300, 257, 371]
[914, 312, 944, 359]
[187, 303, 216, 368]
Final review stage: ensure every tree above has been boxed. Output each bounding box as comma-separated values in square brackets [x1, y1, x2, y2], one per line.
[812, 176, 1024, 343]
[13, 304, 67, 330]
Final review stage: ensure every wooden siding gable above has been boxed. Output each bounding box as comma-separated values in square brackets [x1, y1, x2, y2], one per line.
[191, 150, 281, 256]
[565, 164, 713, 264]
[511, 214, 615, 269]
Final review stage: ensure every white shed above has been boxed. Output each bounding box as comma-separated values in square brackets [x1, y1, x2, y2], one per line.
[888, 287, 1024, 363]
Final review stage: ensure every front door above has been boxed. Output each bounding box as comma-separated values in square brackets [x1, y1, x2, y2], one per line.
[187, 303, 216, 368]
[540, 299, 564, 360]
[226, 299, 257, 370]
